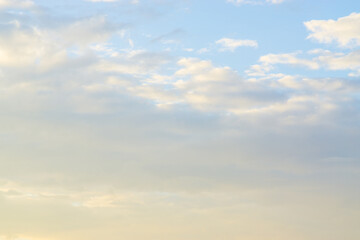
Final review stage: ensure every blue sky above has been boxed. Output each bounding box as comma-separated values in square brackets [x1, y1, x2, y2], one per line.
[0, 0, 360, 240]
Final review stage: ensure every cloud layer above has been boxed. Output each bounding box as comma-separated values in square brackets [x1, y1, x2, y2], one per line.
[0, 1, 359, 240]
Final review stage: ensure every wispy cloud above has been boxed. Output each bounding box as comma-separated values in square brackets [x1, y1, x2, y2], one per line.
[0, 1, 360, 240]
[216, 38, 258, 51]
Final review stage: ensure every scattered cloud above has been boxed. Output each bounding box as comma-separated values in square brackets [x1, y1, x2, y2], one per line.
[305, 12, 360, 48]
[259, 52, 320, 69]
[248, 49, 360, 77]
[216, 38, 258, 51]
[0, 2, 360, 240]
[113, 57, 359, 126]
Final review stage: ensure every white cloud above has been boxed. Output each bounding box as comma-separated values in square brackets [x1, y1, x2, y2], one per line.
[305, 12, 360, 48]
[61, 16, 118, 46]
[315, 50, 360, 76]
[0, 9, 356, 124]
[248, 49, 360, 77]
[120, 57, 356, 124]
[0, 16, 119, 70]
[259, 52, 320, 69]
[216, 38, 258, 51]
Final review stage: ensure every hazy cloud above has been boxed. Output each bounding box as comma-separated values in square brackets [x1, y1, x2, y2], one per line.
[0, 2, 359, 240]
[216, 38, 258, 51]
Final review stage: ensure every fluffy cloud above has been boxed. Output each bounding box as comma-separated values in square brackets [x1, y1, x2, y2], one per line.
[0, 16, 118, 69]
[305, 12, 360, 48]
[255, 13, 360, 75]
[315, 50, 360, 76]
[216, 38, 258, 51]
[113, 57, 359, 126]
[125, 58, 280, 113]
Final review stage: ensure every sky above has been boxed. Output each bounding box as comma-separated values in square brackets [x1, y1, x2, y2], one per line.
[0, 0, 360, 239]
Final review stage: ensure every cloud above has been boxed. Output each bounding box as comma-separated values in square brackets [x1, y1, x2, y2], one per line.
[248, 49, 360, 77]
[315, 50, 360, 76]
[305, 12, 360, 48]
[117, 57, 359, 125]
[0, 0, 33, 9]
[216, 38, 258, 51]
[0, 16, 119, 69]
[0, 2, 359, 240]
[61, 16, 120, 46]
[94, 50, 171, 76]
[259, 52, 320, 69]
[0, 6, 357, 124]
